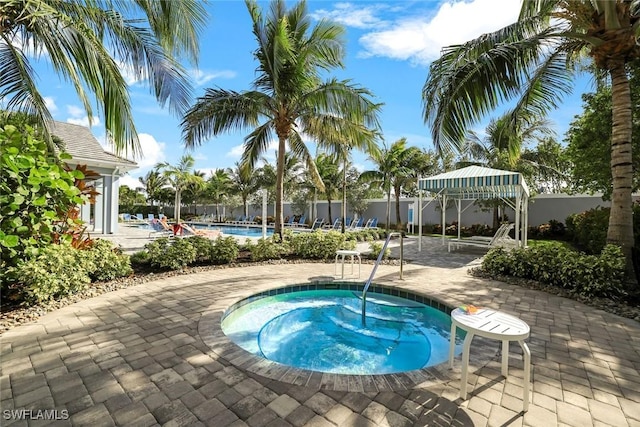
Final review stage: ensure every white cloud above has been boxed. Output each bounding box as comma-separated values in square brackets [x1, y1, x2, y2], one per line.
[227, 144, 245, 158]
[44, 97, 58, 114]
[118, 174, 142, 190]
[132, 133, 167, 168]
[189, 69, 237, 86]
[66, 105, 101, 128]
[310, 3, 390, 29]
[359, 0, 521, 65]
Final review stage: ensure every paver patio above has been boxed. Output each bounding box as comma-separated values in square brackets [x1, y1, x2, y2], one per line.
[1, 236, 639, 426]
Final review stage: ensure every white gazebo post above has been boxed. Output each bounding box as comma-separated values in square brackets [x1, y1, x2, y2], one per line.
[441, 193, 447, 246]
[262, 190, 268, 239]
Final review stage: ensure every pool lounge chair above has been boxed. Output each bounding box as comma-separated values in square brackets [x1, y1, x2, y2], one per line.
[122, 213, 132, 222]
[349, 217, 364, 230]
[448, 223, 515, 252]
[323, 218, 341, 230]
[134, 213, 145, 222]
[291, 215, 306, 227]
[178, 223, 223, 239]
[148, 218, 174, 238]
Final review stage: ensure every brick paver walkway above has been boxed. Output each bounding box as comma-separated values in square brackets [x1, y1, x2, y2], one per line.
[1, 237, 639, 426]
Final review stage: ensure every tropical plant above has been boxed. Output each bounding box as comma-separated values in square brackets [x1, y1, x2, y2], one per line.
[314, 153, 341, 225]
[565, 65, 640, 198]
[138, 170, 167, 206]
[181, 0, 380, 237]
[0, 124, 86, 287]
[360, 138, 420, 229]
[422, 0, 638, 285]
[206, 169, 233, 221]
[182, 169, 207, 215]
[156, 155, 203, 221]
[228, 162, 259, 218]
[0, 0, 207, 155]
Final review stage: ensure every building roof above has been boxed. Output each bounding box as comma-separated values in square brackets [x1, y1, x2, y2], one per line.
[51, 121, 138, 172]
[418, 165, 530, 200]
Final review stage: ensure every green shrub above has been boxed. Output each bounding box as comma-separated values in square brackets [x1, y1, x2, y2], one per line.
[88, 239, 132, 281]
[145, 238, 197, 270]
[288, 230, 356, 260]
[130, 250, 150, 266]
[367, 242, 390, 260]
[247, 237, 289, 261]
[482, 243, 627, 299]
[565, 207, 610, 254]
[210, 236, 239, 264]
[0, 124, 87, 287]
[184, 236, 215, 263]
[11, 242, 94, 303]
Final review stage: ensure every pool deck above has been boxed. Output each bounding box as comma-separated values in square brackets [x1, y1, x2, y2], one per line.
[1, 233, 639, 426]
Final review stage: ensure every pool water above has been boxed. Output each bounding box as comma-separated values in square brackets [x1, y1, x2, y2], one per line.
[137, 222, 273, 238]
[221, 289, 461, 374]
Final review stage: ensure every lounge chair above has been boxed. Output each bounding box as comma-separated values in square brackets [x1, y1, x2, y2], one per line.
[349, 217, 364, 230]
[134, 213, 144, 222]
[178, 223, 223, 239]
[147, 213, 155, 221]
[292, 215, 306, 227]
[158, 213, 165, 220]
[122, 213, 132, 222]
[148, 218, 174, 238]
[310, 218, 324, 230]
[323, 218, 341, 230]
[448, 223, 515, 252]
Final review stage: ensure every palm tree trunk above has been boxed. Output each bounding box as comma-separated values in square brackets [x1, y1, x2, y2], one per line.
[385, 187, 391, 230]
[608, 61, 637, 285]
[341, 163, 347, 233]
[275, 137, 286, 238]
[174, 190, 181, 222]
[394, 185, 402, 230]
[327, 198, 333, 225]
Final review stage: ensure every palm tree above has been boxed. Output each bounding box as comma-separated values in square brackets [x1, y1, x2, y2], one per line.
[314, 153, 341, 225]
[0, 0, 207, 155]
[181, 0, 380, 237]
[422, 0, 637, 284]
[360, 138, 419, 230]
[206, 169, 233, 221]
[156, 155, 202, 222]
[138, 170, 167, 207]
[182, 170, 207, 215]
[228, 162, 259, 218]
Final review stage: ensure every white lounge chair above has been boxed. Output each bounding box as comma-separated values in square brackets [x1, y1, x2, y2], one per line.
[448, 223, 515, 252]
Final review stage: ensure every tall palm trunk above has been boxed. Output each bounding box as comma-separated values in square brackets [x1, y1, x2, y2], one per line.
[275, 135, 286, 238]
[341, 163, 347, 233]
[608, 61, 637, 284]
[394, 184, 402, 230]
[174, 190, 181, 222]
[385, 187, 391, 230]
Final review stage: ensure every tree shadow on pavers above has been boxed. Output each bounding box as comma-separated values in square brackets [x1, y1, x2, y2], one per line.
[377, 388, 476, 427]
[387, 237, 486, 269]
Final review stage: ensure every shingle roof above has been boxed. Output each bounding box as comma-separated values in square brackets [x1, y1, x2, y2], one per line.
[51, 121, 137, 170]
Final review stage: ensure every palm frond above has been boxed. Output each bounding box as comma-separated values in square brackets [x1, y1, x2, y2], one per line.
[182, 89, 270, 148]
[241, 122, 274, 171]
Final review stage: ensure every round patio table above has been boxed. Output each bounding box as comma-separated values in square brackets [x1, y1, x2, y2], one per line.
[448, 307, 531, 412]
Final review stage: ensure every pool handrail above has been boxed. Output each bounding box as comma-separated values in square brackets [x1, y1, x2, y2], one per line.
[362, 231, 403, 326]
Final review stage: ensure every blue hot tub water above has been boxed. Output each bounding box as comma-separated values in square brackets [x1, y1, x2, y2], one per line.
[221, 289, 462, 375]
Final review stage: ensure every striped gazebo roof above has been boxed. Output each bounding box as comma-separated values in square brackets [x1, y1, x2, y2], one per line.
[418, 165, 529, 200]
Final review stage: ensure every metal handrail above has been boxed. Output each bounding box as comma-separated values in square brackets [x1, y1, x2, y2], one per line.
[361, 231, 403, 326]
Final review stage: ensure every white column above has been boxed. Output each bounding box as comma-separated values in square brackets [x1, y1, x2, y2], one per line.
[515, 191, 521, 247]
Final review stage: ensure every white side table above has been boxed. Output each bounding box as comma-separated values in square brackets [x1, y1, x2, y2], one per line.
[334, 250, 361, 278]
[448, 307, 531, 412]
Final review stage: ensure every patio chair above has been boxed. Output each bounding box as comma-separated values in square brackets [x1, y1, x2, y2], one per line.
[448, 223, 515, 252]
[292, 215, 306, 227]
[177, 222, 222, 239]
[310, 218, 325, 230]
[148, 218, 174, 238]
[122, 213, 132, 222]
[323, 218, 341, 230]
[349, 217, 364, 230]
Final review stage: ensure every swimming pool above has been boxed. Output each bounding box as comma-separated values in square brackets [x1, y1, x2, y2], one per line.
[221, 286, 463, 375]
[189, 223, 274, 237]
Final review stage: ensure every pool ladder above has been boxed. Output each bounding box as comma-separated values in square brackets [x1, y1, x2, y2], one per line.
[361, 232, 403, 326]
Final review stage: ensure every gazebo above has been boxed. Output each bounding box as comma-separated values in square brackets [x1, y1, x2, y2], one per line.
[416, 165, 530, 250]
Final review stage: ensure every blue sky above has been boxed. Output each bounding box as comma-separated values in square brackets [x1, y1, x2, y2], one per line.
[33, 0, 595, 189]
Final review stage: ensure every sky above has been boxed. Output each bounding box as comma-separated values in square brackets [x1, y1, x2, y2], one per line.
[32, 0, 595, 189]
